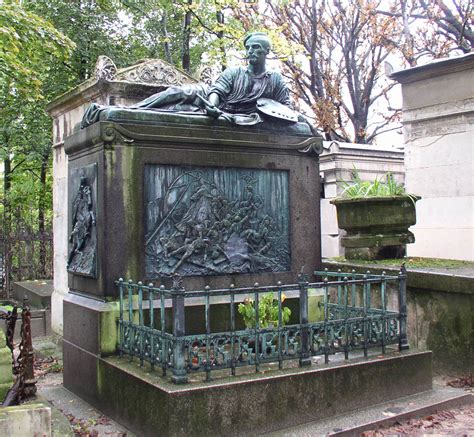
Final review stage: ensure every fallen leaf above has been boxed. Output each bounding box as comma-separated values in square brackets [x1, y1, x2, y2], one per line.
[382, 411, 396, 417]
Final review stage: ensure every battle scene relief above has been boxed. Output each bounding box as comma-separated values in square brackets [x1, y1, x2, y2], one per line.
[145, 165, 290, 278]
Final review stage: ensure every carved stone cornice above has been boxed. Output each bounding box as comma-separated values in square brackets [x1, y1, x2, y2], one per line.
[65, 118, 322, 157]
[114, 59, 197, 87]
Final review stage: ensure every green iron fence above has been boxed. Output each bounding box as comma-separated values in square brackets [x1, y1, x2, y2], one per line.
[117, 267, 408, 384]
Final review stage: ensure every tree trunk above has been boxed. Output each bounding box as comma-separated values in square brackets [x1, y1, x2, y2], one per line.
[37, 153, 48, 277]
[216, 7, 226, 71]
[161, 11, 173, 64]
[182, 0, 192, 72]
[2, 155, 11, 296]
[3, 156, 11, 197]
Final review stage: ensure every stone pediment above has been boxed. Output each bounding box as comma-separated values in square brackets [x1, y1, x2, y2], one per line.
[94, 55, 197, 87]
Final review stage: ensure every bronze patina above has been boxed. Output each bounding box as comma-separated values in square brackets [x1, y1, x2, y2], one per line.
[81, 32, 309, 130]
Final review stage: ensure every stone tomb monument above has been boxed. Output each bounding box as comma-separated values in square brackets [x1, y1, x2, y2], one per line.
[61, 34, 432, 436]
[63, 31, 320, 425]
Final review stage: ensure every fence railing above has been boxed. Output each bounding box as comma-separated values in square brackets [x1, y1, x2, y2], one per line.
[0, 201, 53, 296]
[117, 267, 408, 384]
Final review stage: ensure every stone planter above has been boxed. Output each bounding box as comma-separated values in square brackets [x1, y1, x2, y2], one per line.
[331, 196, 420, 260]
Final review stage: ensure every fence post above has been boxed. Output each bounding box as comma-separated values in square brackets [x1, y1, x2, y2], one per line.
[171, 274, 188, 384]
[398, 264, 409, 351]
[298, 273, 311, 367]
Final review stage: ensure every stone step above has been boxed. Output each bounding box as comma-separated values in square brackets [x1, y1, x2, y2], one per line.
[64, 348, 433, 436]
[263, 384, 473, 436]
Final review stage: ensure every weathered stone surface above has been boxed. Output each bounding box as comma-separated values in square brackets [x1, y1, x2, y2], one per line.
[391, 52, 474, 261]
[63, 294, 119, 357]
[47, 59, 194, 334]
[331, 196, 419, 260]
[0, 404, 51, 437]
[322, 260, 473, 372]
[64, 117, 322, 297]
[62, 350, 431, 437]
[12, 280, 53, 309]
[319, 141, 404, 258]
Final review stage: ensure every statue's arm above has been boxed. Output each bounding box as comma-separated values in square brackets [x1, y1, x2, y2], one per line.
[206, 92, 221, 118]
[272, 72, 291, 106]
[205, 68, 236, 118]
[208, 92, 220, 107]
[207, 68, 235, 104]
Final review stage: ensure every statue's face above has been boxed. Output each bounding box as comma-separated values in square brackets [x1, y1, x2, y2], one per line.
[245, 36, 270, 66]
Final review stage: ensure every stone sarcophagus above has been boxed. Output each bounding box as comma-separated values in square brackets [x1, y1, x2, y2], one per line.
[64, 111, 322, 298]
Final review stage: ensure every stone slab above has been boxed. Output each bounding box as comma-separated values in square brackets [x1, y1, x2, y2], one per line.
[405, 131, 473, 171]
[0, 404, 51, 437]
[11, 280, 53, 309]
[391, 53, 474, 108]
[0, 306, 51, 340]
[63, 293, 118, 356]
[407, 227, 474, 262]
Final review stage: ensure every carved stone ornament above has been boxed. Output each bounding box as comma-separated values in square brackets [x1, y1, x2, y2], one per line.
[102, 125, 134, 145]
[197, 66, 216, 86]
[67, 164, 98, 277]
[298, 139, 324, 156]
[95, 55, 118, 81]
[116, 59, 196, 86]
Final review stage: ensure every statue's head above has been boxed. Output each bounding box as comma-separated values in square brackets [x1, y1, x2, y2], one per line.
[244, 32, 271, 66]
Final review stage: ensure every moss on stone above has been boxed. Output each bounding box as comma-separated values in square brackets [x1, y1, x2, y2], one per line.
[120, 145, 142, 281]
[99, 302, 120, 356]
[322, 260, 473, 373]
[0, 332, 13, 401]
[328, 256, 474, 270]
[414, 290, 473, 371]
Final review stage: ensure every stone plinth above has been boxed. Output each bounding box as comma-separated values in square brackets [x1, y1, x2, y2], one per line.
[0, 404, 51, 437]
[64, 113, 322, 297]
[319, 141, 404, 258]
[62, 112, 322, 433]
[11, 280, 53, 309]
[391, 53, 474, 261]
[62, 348, 431, 437]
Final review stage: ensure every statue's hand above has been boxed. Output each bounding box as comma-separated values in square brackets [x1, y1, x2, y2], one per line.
[206, 105, 222, 119]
